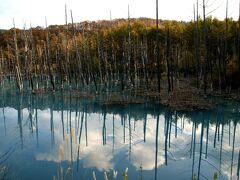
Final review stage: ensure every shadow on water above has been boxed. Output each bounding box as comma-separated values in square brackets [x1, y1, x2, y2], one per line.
[0, 90, 240, 180]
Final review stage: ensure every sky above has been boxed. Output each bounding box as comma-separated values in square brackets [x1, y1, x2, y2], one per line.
[0, 0, 239, 29]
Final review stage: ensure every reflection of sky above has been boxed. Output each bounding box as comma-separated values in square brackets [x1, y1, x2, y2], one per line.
[0, 106, 240, 179]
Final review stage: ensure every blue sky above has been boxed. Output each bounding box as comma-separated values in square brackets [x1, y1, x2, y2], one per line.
[0, 0, 239, 29]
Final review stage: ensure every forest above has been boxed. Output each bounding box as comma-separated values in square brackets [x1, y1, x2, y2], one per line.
[0, 4, 240, 101]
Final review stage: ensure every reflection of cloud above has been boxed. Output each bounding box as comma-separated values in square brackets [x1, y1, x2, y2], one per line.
[131, 115, 168, 170]
[82, 148, 113, 171]
[35, 142, 114, 171]
[132, 144, 165, 170]
[36, 151, 59, 162]
[2, 107, 237, 178]
[35, 112, 114, 172]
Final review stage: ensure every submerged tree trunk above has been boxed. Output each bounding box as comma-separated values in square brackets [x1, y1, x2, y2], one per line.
[224, 0, 229, 92]
[166, 28, 171, 93]
[45, 17, 55, 91]
[13, 19, 23, 92]
[202, 0, 208, 94]
[156, 0, 161, 93]
[70, 10, 84, 88]
[194, 1, 200, 89]
[0, 49, 3, 83]
[238, 1, 240, 77]
[127, 5, 132, 85]
[65, 4, 71, 87]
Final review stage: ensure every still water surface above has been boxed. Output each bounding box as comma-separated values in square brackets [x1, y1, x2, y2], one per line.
[0, 92, 239, 180]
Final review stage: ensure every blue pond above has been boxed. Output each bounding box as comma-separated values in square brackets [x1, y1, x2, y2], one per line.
[0, 91, 239, 180]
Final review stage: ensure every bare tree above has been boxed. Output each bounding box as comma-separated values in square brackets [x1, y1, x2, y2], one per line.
[13, 19, 23, 92]
[156, 0, 161, 93]
[45, 17, 55, 91]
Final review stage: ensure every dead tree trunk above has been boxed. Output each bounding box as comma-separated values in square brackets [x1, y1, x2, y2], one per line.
[127, 5, 132, 85]
[202, 0, 208, 94]
[97, 34, 103, 85]
[45, 17, 55, 91]
[166, 28, 171, 93]
[29, 26, 35, 91]
[70, 10, 85, 88]
[65, 5, 71, 87]
[156, 0, 161, 93]
[24, 25, 34, 91]
[13, 19, 23, 92]
[142, 36, 149, 90]
[238, 0, 240, 77]
[194, 1, 200, 89]
[224, 0, 229, 92]
[0, 48, 3, 83]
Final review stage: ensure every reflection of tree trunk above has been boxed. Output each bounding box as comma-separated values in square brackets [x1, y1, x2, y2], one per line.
[168, 115, 172, 148]
[191, 122, 196, 179]
[75, 98, 78, 135]
[29, 95, 33, 134]
[237, 150, 240, 179]
[18, 96, 23, 149]
[190, 122, 194, 158]
[77, 108, 84, 171]
[67, 109, 69, 134]
[112, 114, 115, 152]
[51, 91, 55, 146]
[175, 112, 178, 138]
[128, 115, 132, 160]
[143, 108, 147, 142]
[182, 116, 185, 131]
[69, 95, 73, 166]
[205, 116, 209, 158]
[229, 120, 231, 146]
[61, 91, 65, 140]
[78, 110, 84, 144]
[35, 108, 39, 147]
[102, 108, 107, 145]
[165, 111, 170, 165]
[123, 116, 126, 143]
[50, 108, 55, 146]
[85, 112, 88, 147]
[3, 108, 6, 136]
[197, 122, 204, 180]
[219, 124, 224, 171]
[214, 111, 220, 148]
[218, 120, 220, 142]
[230, 123, 236, 179]
[155, 114, 160, 180]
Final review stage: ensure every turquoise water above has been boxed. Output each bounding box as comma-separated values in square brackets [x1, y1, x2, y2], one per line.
[0, 91, 239, 180]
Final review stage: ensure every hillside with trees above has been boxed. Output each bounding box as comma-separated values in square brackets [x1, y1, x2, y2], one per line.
[0, 15, 240, 110]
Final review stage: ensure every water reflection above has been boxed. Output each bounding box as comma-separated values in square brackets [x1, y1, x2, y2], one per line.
[0, 92, 240, 180]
